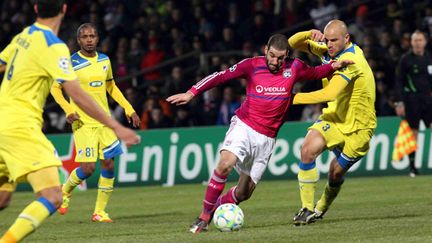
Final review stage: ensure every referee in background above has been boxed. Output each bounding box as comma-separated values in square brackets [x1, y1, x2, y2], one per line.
[394, 30, 432, 177]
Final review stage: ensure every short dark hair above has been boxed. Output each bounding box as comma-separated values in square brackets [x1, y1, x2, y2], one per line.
[267, 34, 288, 51]
[35, 0, 65, 18]
[77, 23, 98, 38]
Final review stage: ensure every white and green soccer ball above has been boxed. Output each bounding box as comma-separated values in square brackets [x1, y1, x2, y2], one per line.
[212, 203, 244, 232]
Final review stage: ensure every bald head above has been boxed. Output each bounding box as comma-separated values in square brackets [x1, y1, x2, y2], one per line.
[323, 19, 350, 58]
[324, 20, 348, 36]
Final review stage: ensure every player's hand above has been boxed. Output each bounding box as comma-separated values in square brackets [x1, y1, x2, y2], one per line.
[310, 29, 325, 42]
[331, 60, 355, 70]
[0, 64, 6, 73]
[113, 125, 141, 147]
[66, 112, 80, 124]
[395, 102, 405, 117]
[166, 91, 194, 105]
[127, 112, 141, 128]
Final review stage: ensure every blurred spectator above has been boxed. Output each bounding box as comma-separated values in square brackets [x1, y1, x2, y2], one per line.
[386, 1, 403, 20]
[148, 106, 173, 129]
[140, 98, 157, 130]
[173, 107, 196, 127]
[226, 3, 241, 30]
[309, 0, 338, 30]
[191, 35, 203, 52]
[391, 18, 406, 40]
[115, 51, 128, 78]
[216, 87, 240, 125]
[422, 6, 432, 34]
[215, 26, 239, 51]
[199, 87, 221, 126]
[279, 0, 301, 28]
[100, 36, 114, 58]
[140, 39, 165, 81]
[200, 18, 217, 51]
[163, 66, 191, 96]
[379, 31, 393, 52]
[209, 56, 223, 73]
[249, 13, 271, 46]
[147, 85, 173, 117]
[400, 32, 412, 51]
[127, 37, 144, 73]
[348, 4, 369, 46]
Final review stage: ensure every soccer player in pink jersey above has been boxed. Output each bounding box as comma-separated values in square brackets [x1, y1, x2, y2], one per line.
[167, 33, 352, 234]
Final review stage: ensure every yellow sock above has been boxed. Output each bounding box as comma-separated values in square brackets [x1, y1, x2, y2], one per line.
[298, 166, 319, 211]
[62, 168, 85, 194]
[1, 198, 55, 243]
[316, 182, 342, 213]
[94, 176, 114, 213]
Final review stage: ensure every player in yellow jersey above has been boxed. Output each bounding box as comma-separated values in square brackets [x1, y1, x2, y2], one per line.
[0, 1, 139, 242]
[51, 23, 140, 222]
[288, 19, 376, 225]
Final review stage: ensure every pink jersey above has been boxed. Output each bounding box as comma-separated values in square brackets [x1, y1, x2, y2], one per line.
[189, 56, 334, 138]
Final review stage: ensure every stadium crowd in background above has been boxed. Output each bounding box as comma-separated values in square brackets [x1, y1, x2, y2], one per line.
[0, 0, 431, 133]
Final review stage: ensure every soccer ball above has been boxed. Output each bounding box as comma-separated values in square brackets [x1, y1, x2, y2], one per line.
[212, 203, 244, 232]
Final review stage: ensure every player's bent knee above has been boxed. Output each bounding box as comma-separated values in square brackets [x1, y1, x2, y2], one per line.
[328, 171, 345, 183]
[300, 145, 318, 162]
[100, 159, 115, 170]
[81, 163, 96, 176]
[216, 161, 235, 176]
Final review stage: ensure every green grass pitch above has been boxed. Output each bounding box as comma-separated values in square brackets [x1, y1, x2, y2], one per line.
[1, 176, 431, 242]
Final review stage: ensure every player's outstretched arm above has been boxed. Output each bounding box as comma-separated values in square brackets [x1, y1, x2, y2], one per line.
[50, 83, 80, 124]
[166, 91, 195, 106]
[297, 59, 354, 82]
[293, 75, 349, 105]
[0, 64, 5, 73]
[62, 79, 140, 146]
[106, 81, 140, 127]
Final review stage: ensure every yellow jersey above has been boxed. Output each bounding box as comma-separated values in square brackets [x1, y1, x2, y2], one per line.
[0, 22, 76, 130]
[51, 51, 135, 127]
[289, 32, 376, 133]
[71, 51, 112, 126]
[53, 52, 113, 127]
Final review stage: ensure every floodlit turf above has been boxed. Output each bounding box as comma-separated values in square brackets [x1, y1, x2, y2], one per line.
[1, 176, 431, 242]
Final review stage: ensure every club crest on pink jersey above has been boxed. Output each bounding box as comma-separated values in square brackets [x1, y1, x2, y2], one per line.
[283, 69, 292, 78]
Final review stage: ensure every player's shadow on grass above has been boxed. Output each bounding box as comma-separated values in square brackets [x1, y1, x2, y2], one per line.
[241, 221, 293, 229]
[244, 213, 422, 229]
[115, 211, 182, 220]
[325, 213, 420, 223]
